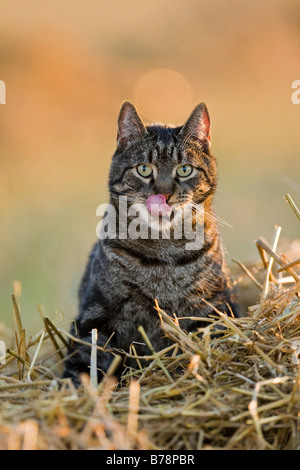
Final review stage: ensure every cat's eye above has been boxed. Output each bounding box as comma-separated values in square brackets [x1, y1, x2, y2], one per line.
[176, 164, 193, 178]
[136, 164, 153, 178]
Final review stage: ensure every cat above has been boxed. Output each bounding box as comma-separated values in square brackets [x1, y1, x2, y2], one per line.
[62, 101, 239, 386]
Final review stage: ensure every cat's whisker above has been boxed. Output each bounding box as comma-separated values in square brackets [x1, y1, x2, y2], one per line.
[186, 201, 232, 228]
[204, 209, 232, 228]
[109, 188, 146, 204]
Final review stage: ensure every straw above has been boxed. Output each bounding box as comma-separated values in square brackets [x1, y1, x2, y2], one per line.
[1, 283, 300, 449]
[1, 198, 300, 449]
[285, 194, 300, 222]
[90, 328, 98, 389]
[262, 225, 281, 298]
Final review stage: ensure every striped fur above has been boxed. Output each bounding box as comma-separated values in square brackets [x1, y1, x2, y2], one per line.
[63, 102, 239, 386]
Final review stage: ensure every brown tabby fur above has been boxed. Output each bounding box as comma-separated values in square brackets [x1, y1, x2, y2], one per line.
[63, 102, 239, 386]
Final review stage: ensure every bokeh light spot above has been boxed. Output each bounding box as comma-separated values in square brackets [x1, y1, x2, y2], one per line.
[133, 68, 193, 123]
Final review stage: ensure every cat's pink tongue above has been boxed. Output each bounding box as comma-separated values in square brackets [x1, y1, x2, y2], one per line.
[146, 194, 172, 217]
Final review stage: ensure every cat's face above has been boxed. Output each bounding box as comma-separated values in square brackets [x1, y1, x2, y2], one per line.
[109, 102, 217, 213]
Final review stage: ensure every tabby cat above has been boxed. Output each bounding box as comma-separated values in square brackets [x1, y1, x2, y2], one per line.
[63, 101, 238, 386]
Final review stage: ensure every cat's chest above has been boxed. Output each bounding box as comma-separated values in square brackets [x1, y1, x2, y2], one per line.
[106, 243, 207, 306]
[119, 257, 201, 302]
[132, 265, 176, 294]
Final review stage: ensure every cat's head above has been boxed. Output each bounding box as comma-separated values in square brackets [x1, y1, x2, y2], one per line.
[109, 101, 217, 210]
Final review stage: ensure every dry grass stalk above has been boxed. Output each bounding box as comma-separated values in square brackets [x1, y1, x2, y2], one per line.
[256, 238, 300, 285]
[285, 194, 300, 222]
[277, 258, 300, 272]
[231, 259, 263, 290]
[262, 225, 282, 298]
[90, 329, 98, 389]
[1, 281, 300, 450]
[127, 380, 140, 442]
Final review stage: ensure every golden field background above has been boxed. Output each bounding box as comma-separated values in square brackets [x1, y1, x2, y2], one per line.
[0, 0, 300, 330]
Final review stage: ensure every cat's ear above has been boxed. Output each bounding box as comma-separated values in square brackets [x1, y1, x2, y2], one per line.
[180, 103, 211, 151]
[117, 101, 147, 150]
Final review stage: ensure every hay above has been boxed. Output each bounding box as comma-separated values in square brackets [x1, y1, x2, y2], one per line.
[1, 197, 300, 450]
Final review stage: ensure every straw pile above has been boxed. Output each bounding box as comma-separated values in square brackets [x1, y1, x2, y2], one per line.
[1, 194, 300, 450]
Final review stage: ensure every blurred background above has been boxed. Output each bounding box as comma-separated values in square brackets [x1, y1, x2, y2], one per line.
[1, 0, 300, 332]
